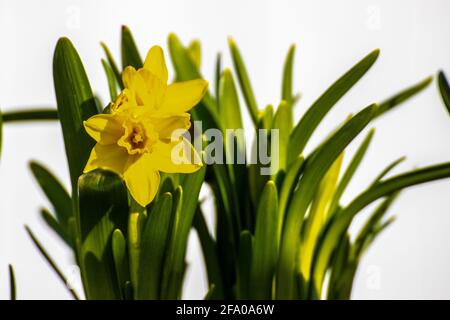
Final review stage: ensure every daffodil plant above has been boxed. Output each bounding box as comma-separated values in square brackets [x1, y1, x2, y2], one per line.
[20, 26, 450, 300]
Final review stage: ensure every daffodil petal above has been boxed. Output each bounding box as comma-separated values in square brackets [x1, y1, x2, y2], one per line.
[150, 138, 202, 173]
[152, 113, 191, 139]
[161, 79, 208, 114]
[143, 45, 168, 83]
[84, 144, 130, 175]
[84, 114, 123, 144]
[124, 155, 160, 206]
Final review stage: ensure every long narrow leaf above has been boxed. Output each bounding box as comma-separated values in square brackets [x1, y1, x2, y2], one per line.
[287, 49, 379, 166]
[121, 25, 143, 69]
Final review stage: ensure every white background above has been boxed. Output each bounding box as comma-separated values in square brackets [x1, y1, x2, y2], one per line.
[0, 0, 449, 299]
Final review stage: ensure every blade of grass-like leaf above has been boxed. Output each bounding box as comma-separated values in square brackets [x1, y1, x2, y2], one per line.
[278, 156, 304, 235]
[438, 71, 450, 115]
[53, 37, 98, 195]
[215, 53, 222, 102]
[219, 68, 244, 129]
[101, 59, 118, 101]
[272, 101, 293, 173]
[2, 109, 58, 122]
[121, 25, 143, 69]
[9, 264, 15, 300]
[25, 226, 80, 300]
[300, 152, 343, 282]
[277, 103, 377, 299]
[137, 192, 173, 299]
[328, 129, 375, 215]
[41, 208, 73, 247]
[30, 161, 72, 230]
[187, 40, 201, 68]
[311, 162, 450, 297]
[375, 76, 432, 117]
[228, 37, 259, 126]
[250, 181, 278, 299]
[193, 208, 225, 299]
[78, 170, 128, 300]
[287, 49, 379, 166]
[353, 193, 398, 258]
[167, 33, 219, 130]
[237, 230, 253, 299]
[112, 229, 129, 299]
[369, 156, 406, 188]
[100, 41, 123, 89]
[161, 167, 207, 299]
[282, 44, 298, 106]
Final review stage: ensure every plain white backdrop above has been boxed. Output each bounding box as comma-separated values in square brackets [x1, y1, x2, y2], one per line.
[0, 0, 449, 299]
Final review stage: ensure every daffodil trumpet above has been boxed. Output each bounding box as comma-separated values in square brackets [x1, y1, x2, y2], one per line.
[83, 46, 207, 207]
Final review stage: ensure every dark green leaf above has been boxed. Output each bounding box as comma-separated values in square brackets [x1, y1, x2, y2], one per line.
[250, 181, 278, 299]
[287, 49, 379, 166]
[438, 71, 450, 115]
[228, 37, 259, 126]
[137, 193, 173, 299]
[9, 264, 15, 300]
[53, 37, 98, 194]
[40, 208, 73, 247]
[100, 41, 123, 89]
[78, 169, 128, 300]
[112, 228, 129, 299]
[121, 25, 143, 69]
[25, 226, 80, 300]
[2, 109, 58, 122]
[237, 230, 253, 299]
[101, 59, 118, 101]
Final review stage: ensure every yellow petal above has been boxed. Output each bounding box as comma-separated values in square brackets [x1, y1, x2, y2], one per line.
[84, 144, 130, 175]
[152, 113, 191, 139]
[122, 66, 152, 107]
[150, 137, 202, 173]
[124, 155, 160, 206]
[84, 114, 123, 144]
[161, 79, 208, 114]
[143, 45, 168, 83]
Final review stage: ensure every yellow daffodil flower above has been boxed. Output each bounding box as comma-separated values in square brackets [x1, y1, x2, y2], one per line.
[83, 46, 207, 206]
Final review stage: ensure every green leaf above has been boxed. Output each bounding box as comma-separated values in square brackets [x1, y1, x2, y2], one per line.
[121, 25, 143, 69]
[250, 181, 278, 299]
[78, 169, 128, 300]
[353, 193, 398, 258]
[272, 101, 293, 172]
[228, 37, 259, 126]
[375, 76, 432, 117]
[281, 44, 299, 105]
[101, 41, 123, 89]
[53, 37, 98, 195]
[300, 152, 343, 282]
[329, 129, 375, 215]
[215, 53, 222, 102]
[40, 208, 73, 247]
[278, 156, 304, 234]
[9, 264, 15, 300]
[219, 68, 244, 130]
[311, 162, 450, 297]
[287, 49, 379, 166]
[137, 192, 174, 299]
[101, 59, 118, 101]
[237, 230, 253, 299]
[2, 109, 58, 122]
[438, 71, 450, 115]
[112, 228, 129, 299]
[25, 226, 80, 300]
[187, 40, 201, 68]
[167, 33, 219, 130]
[161, 167, 207, 299]
[277, 103, 377, 299]
[194, 208, 225, 299]
[29, 161, 72, 232]
[369, 156, 406, 187]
